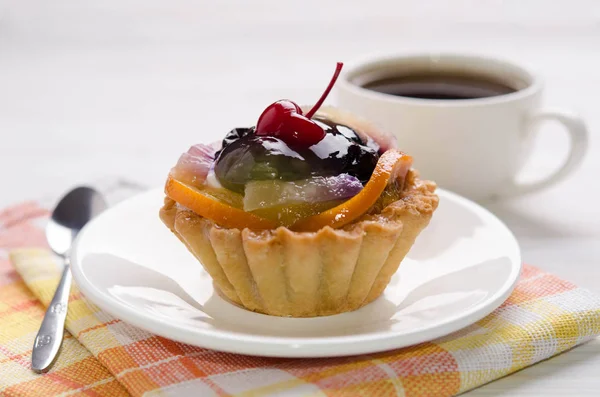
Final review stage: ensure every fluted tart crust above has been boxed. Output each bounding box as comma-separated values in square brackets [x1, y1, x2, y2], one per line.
[160, 169, 438, 317]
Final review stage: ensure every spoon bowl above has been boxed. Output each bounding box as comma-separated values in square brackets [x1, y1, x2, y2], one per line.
[46, 187, 107, 257]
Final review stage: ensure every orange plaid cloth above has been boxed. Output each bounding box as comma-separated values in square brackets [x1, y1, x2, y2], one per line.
[1, 201, 600, 397]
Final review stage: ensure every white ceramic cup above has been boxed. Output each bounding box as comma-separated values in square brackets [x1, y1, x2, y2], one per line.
[336, 53, 588, 201]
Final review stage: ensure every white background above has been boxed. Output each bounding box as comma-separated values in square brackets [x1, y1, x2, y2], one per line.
[1, 1, 599, 395]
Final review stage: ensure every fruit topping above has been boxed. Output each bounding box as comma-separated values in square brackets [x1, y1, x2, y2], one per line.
[213, 62, 381, 193]
[214, 135, 311, 193]
[255, 100, 326, 147]
[170, 142, 220, 188]
[250, 200, 344, 227]
[165, 176, 277, 230]
[255, 63, 343, 148]
[243, 174, 363, 212]
[166, 62, 407, 231]
[214, 120, 379, 193]
[290, 149, 413, 232]
[165, 150, 412, 231]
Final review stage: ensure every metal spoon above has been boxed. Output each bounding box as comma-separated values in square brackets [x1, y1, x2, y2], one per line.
[32, 187, 107, 373]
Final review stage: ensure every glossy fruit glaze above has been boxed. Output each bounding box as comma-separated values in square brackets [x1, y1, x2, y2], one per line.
[214, 116, 380, 193]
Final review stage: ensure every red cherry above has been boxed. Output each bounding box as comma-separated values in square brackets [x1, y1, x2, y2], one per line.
[256, 102, 325, 147]
[255, 62, 344, 148]
[282, 112, 328, 146]
[256, 100, 301, 135]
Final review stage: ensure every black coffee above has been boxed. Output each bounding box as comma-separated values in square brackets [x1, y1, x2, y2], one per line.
[361, 73, 516, 100]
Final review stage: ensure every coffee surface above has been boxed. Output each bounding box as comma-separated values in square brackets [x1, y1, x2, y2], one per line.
[362, 73, 516, 100]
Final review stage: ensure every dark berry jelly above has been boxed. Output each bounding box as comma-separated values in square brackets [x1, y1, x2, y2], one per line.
[214, 117, 380, 193]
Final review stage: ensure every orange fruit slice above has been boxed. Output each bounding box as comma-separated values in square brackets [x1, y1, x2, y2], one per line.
[165, 176, 277, 230]
[290, 149, 412, 232]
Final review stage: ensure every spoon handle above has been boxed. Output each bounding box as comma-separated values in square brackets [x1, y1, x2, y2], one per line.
[32, 260, 72, 373]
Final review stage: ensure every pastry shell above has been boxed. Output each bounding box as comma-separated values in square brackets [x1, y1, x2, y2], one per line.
[160, 170, 438, 317]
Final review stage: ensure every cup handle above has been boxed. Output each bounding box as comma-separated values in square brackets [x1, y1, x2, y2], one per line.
[503, 109, 588, 197]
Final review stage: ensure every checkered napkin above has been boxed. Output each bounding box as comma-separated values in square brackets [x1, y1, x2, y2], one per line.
[2, 200, 600, 397]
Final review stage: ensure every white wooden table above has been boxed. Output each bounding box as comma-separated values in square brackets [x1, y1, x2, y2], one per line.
[1, 1, 599, 394]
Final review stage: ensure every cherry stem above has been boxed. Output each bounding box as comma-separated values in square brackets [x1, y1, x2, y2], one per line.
[305, 62, 344, 119]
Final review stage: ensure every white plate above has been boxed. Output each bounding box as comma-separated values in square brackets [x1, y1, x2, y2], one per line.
[71, 188, 521, 358]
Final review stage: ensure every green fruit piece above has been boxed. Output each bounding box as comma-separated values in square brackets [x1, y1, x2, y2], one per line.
[250, 200, 344, 227]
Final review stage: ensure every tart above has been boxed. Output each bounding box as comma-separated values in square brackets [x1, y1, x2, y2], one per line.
[160, 63, 438, 317]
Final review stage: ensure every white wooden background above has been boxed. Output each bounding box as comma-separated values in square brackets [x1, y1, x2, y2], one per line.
[1, 1, 599, 395]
